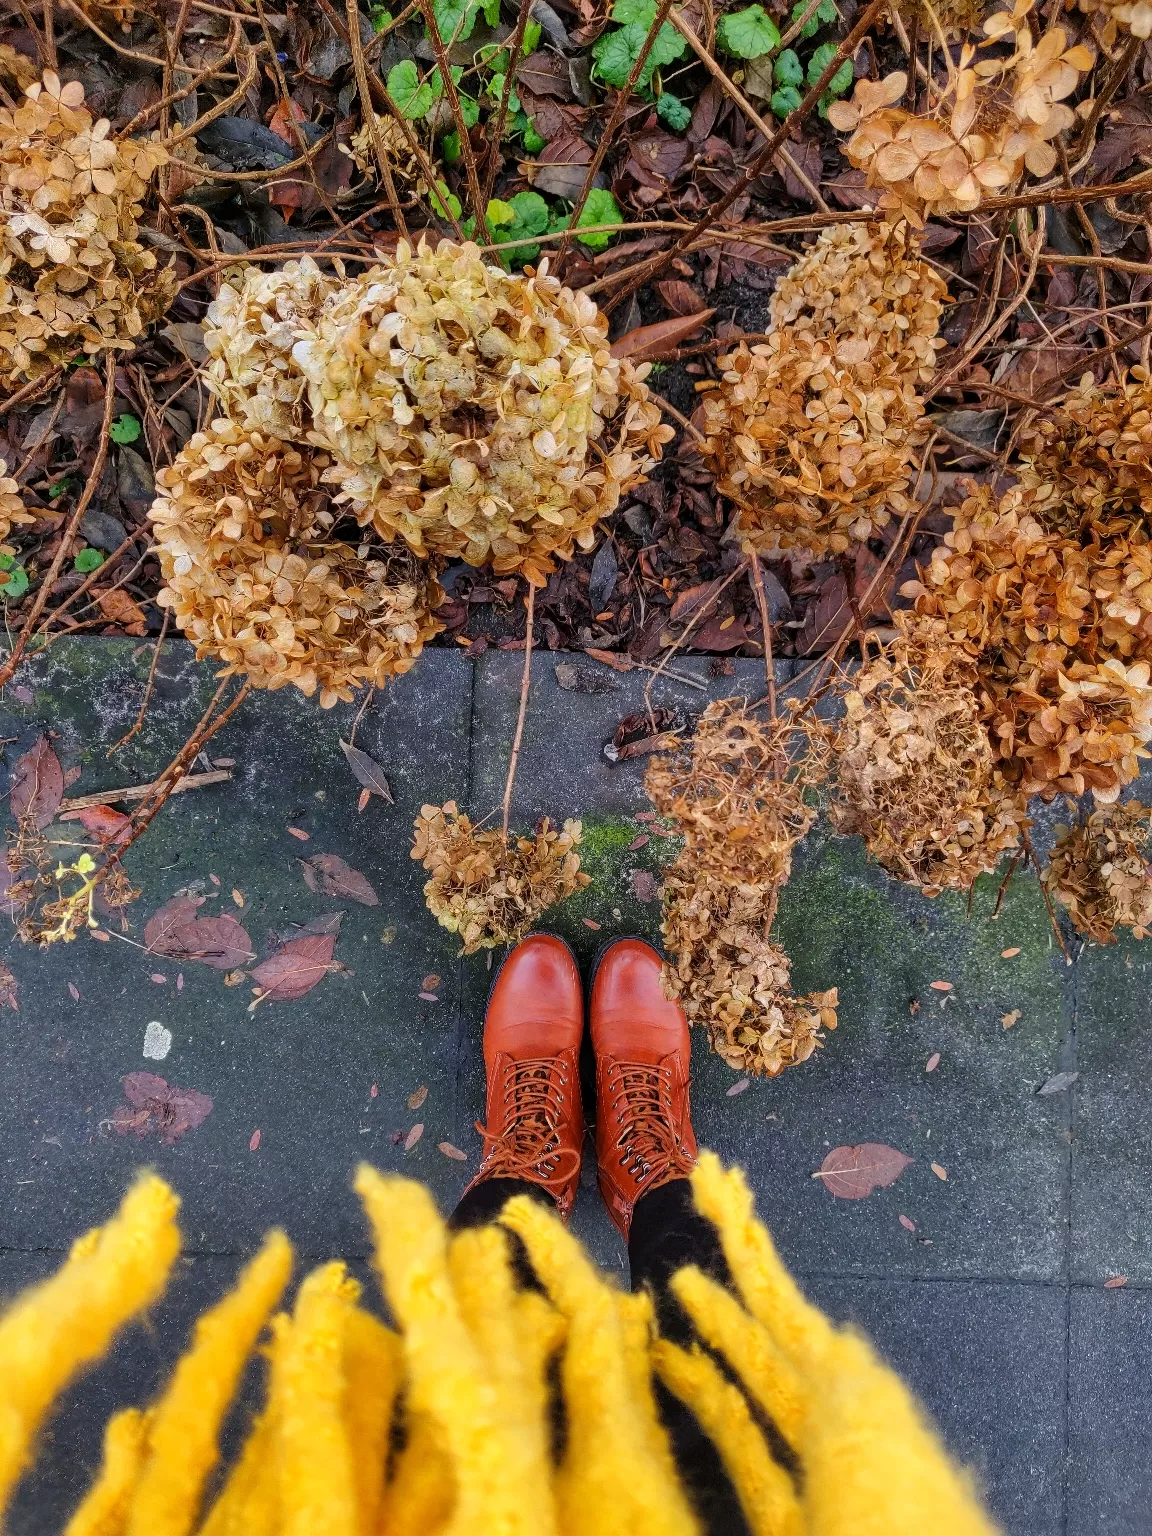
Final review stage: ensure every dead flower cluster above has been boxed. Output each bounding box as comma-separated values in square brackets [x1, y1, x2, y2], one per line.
[1076, 0, 1152, 41]
[828, 1, 1092, 225]
[1043, 799, 1152, 942]
[411, 801, 589, 953]
[339, 114, 422, 186]
[828, 621, 1026, 893]
[0, 70, 174, 385]
[701, 222, 944, 558]
[646, 698, 838, 1077]
[903, 477, 1152, 802]
[208, 238, 670, 587]
[150, 422, 444, 707]
[0, 457, 35, 546]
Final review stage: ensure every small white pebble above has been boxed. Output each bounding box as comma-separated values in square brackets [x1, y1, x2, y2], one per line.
[142, 1021, 173, 1061]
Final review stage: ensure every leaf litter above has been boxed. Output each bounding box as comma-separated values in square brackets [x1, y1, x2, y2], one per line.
[815, 1143, 913, 1199]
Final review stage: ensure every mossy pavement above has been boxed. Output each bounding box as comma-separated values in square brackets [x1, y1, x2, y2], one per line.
[0, 637, 1149, 1533]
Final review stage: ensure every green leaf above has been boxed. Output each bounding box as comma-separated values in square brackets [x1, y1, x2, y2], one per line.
[523, 119, 546, 152]
[486, 72, 520, 114]
[611, 0, 656, 20]
[488, 190, 551, 266]
[442, 130, 462, 162]
[485, 197, 516, 228]
[576, 187, 622, 250]
[791, 0, 836, 37]
[458, 91, 480, 126]
[482, 0, 500, 22]
[716, 5, 780, 58]
[431, 0, 478, 43]
[825, 57, 853, 96]
[387, 60, 435, 118]
[523, 18, 541, 49]
[74, 547, 105, 573]
[773, 47, 803, 86]
[0, 552, 14, 570]
[770, 83, 803, 117]
[592, 19, 685, 87]
[807, 41, 839, 84]
[0, 563, 28, 599]
[109, 413, 141, 445]
[47, 479, 71, 500]
[509, 189, 550, 233]
[370, 4, 393, 30]
[429, 181, 462, 220]
[656, 91, 692, 131]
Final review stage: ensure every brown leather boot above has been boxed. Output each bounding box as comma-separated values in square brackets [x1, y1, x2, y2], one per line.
[464, 934, 584, 1218]
[591, 938, 697, 1240]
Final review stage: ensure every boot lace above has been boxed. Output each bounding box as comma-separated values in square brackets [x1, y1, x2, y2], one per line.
[476, 1055, 580, 1197]
[607, 1060, 694, 1192]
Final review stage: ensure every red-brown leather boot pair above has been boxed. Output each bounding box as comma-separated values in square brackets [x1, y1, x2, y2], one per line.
[463, 935, 697, 1239]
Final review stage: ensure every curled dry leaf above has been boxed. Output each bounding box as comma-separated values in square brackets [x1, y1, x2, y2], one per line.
[815, 1142, 914, 1199]
[301, 853, 379, 906]
[10, 736, 64, 829]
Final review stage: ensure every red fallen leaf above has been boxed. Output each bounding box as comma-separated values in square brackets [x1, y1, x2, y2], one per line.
[899, 1214, 917, 1232]
[358, 788, 372, 814]
[726, 1078, 750, 1097]
[112, 1072, 213, 1146]
[145, 895, 253, 970]
[419, 991, 439, 1002]
[404, 1122, 424, 1152]
[0, 862, 23, 917]
[408, 1084, 428, 1110]
[68, 982, 79, 1001]
[90, 929, 109, 942]
[814, 1143, 914, 1199]
[584, 648, 633, 673]
[370, 1083, 378, 1098]
[1104, 1276, 1128, 1289]
[10, 736, 64, 829]
[929, 980, 953, 992]
[439, 1141, 468, 1160]
[629, 868, 659, 903]
[287, 826, 310, 841]
[250, 1128, 262, 1151]
[150, 973, 167, 983]
[610, 311, 716, 362]
[68, 804, 132, 844]
[250, 914, 342, 1003]
[422, 973, 440, 990]
[925, 1052, 941, 1072]
[300, 853, 379, 906]
[0, 962, 17, 1010]
[583, 918, 602, 930]
[628, 834, 649, 851]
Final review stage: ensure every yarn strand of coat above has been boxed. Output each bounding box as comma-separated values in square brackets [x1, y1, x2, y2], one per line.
[502, 583, 536, 841]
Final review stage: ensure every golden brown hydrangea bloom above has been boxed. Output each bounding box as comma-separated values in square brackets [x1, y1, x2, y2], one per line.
[0, 71, 174, 384]
[701, 222, 942, 558]
[1076, 0, 1152, 42]
[646, 699, 837, 1078]
[0, 458, 35, 547]
[150, 422, 444, 708]
[1043, 800, 1152, 942]
[903, 486, 1152, 801]
[411, 801, 589, 952]
[828, 5, 1092, 225]
[1016, 370, 1152, 539]
[828, 625, 1025, 893]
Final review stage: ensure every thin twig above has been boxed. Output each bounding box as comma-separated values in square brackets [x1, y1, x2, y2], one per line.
[107, 610, 171, 756]
[643, 557, 750, 723]
[346, 0, 410, 240]
[749, 552, 777, 723]
[502, 583, 536, 840]
[59, 768, 232, 812]
[0, 363, 117, 689]
[348, 683, 375, 747]
[1023, 824, 1070, 963]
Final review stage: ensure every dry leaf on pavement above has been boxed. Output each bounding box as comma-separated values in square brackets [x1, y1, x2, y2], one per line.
[339, 739, 394, 803]
[815, 1143, 914, 1199]
[10, 736, 63, 829]
[408, 1085, 428, 1110]
[301, 853, 379, 906]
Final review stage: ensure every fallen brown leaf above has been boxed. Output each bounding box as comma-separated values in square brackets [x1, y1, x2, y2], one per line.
[10, 736, 63, 829]
[249, 913, 342, 1004]
[929, 980, 953, 992]
[145, 895, 253, 971]
[439, 1141, 468, 1160]
[815, 1143, 914, 1199]
[339, 739, 393, 803]
[249, 1128, 261, 1151]
[1001, 947, 1021, 958]
[112, 1072, 213, 1146]
[408, 1084, 428, 1110]
[726, 1078, 750, 1097]
[925, 1052, 941, 1072]
[0, 962, 17, 1010]
[301, 853, 379, 906]
[1104, 1276, 1128, 1289]
[1001, 1009, 1021, 1029]
[931, 1162, 948, 1181]
[404, 1122, 424, 1152]
[609, 311, 716, 362]
[899, 1214, 917, 1232]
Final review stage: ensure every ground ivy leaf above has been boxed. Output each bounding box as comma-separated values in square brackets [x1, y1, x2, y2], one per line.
[716, 4, 781, 58]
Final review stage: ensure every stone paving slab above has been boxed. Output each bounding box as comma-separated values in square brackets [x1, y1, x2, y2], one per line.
[0, 639, 475, 1258]
[805, 1276, 1067, 1536]
[1067, 1285, 1152, 1535]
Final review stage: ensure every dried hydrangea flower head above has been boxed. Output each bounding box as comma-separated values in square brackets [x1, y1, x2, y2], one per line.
[412, 801, 589, 952]
[1043, 799, 1152, 941]
[1016, 370, 1152, 539]
[339, 114, 421, 184]
[0, 458, 35, 547]
[766, 220, 948, 388]
[205, 258, 338, 438]
[291, 239, 672, 585]
[0, 70, 174, 384]
[829, 621, 1025, 892]
[903, 483, 1152, 800]
[1076, 0, 1152, 41]
[647, 698, 836, 1077]
[0, 45, 39, 90]
[150, 421, 444, 708]
[661, 861, 839, 1077]
[828, 1, 1092, 225]
[702, 221, 942, 558]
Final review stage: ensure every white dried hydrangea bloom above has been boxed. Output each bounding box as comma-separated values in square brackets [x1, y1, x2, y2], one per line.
[204, 258, 338, 437]
[290, 239, 672, 585]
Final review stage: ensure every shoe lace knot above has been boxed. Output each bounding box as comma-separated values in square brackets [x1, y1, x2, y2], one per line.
[607, 1059, 693, 1190]
[475, 1055, 579, 1196]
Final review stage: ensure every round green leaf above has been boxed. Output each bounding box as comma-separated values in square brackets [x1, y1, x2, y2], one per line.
[74, 548, 105, 573]
[773, 48, 803, 86]
[576, 188, 622, 251]
[770, 84, 803, 117]
[0, 564, 28, 599]
[716, 5, 781, 58]
[109, 413, 141, 445]
[656, 92, 692, 131]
